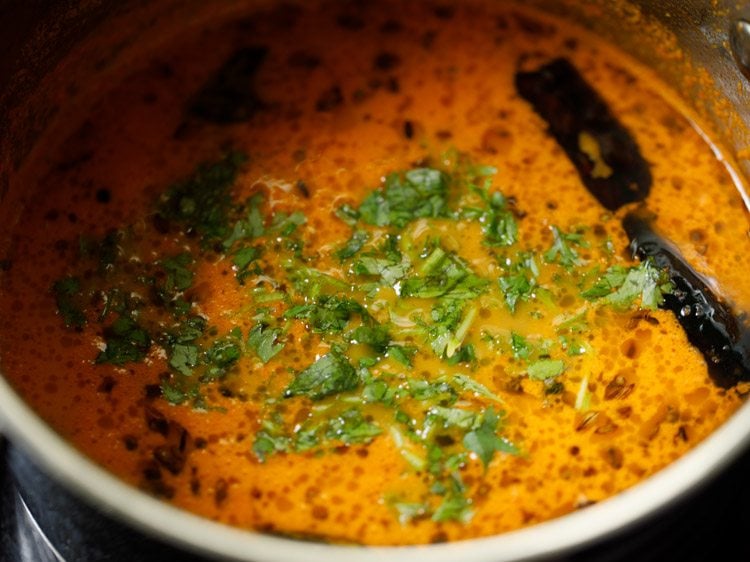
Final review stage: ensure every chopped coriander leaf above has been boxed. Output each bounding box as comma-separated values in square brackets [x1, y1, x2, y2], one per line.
[349, 324, 391, 353]
[160, 254, 195, 295]
[432, 484, 473, 523]
[284, 351, 359, 400]
[498, 253, 539, 313]
[270, 211, 306, 237]
[247, 323, 284, 363]
[391, 501, 429, 524]
[445, 344, 476, 365]
[407, 378, 458, 403]
[253, 429, 291, 461]
[559, 335, 588, 356]
[429, 406, 478, 430]
[580, 265, 628, 300]
[52, 276, 86, 329]
[335, 230, 369, 260]
[335, 203, 360, 226]
[223, 193, 265, 248]
[387, 344, 417, 367]
[544, 225, 588, 268]
[168, 316, 206, 343]
[498, 274, 532, 313]
[232, 246, 261, 283]
[353, 256, 410, 286]
[527, 359, 565, 380]
[463, 407, 519, 468]
[169, 343, 199, 376]
[554, 310, 588, 334]
[157, 151, 247, 245]
[96, 315, 151, 365]
[401, 250, 487, 300]
[359, 168, 449, 228]
[453, 374, 502, 403]
[288, 266, 349, 299]
[584, 260, 673, 310]
[160, 381, 189, 405]
[363, 378, 390, 403]
[286, 296, 368, 334]
[421, 298, 474, 358]
[389, 425, 427, 471]
[325, 408, 382, 444]
[203, 334, 242, 379]
[463, 182, 518, 247]
[510, 332, 532, 359]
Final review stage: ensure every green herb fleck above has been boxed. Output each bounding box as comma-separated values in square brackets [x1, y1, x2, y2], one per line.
[284, 351, 359, 400]
[52, 277, 86, 329]
[247, 323, 284, 363]
[527, 359, 565, 380]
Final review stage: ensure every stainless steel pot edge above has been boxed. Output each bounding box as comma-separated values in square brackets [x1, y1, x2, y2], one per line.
[2, 373, 750, 561]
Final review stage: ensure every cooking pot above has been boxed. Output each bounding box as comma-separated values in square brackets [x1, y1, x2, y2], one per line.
[2, 1, 750, 560]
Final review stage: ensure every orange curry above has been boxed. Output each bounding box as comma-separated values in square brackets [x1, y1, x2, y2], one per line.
[1, 0, 749, 546]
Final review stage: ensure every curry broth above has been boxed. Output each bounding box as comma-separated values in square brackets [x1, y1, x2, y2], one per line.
[1, 0, 748, 545]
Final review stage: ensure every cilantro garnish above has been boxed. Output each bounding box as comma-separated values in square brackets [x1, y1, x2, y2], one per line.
[247, 323, 284, 363]
[498, 252, 539, 313]
[96, 315, 151, 365]
[285, 296, 367, 334]
[157, 151, 247, 245]
[169, 343, 199, 375]
[544, 225, 588, 268]
[358, 168, 449, 228]
[461, 181, 517, 247]
[49, 146, 673, 529]
[582, 259, 673, 310]
[401, 249, 487, 300]
[527, 358, 565, 380]
[284, 351, 359, 400]
[463, 407, 519, 468]
[159, 254, 195, 296]
[335, 230, 369, 260]
[52, 276, 86, 329]
[353, 256, 410, 286]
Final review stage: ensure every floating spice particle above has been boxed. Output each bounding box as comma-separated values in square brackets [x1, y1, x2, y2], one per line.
[296, 180, 311, 198]
[576, 411, 599, 431]
[145, 406, 169, 436]
[144, 384, 162, 400]
[404, 120, 414, 139]
[154, 445, 187, 475]
[215, 478, 229, 506]
[603, 447, 623, 469]
[97, 375, 116, 393]
[604, 375, 634, 400]
[312, 505, 329, 520]
[374, 52, 401, 71]
[674, 425, 689, 443]
[142, 461, 162, 481]
[123, 435, 139, 451]
[95, 188, 111, 203]
[316, 86, 344, 112]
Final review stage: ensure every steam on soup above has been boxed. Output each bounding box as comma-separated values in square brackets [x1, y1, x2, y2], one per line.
[1, 0, 749, 545]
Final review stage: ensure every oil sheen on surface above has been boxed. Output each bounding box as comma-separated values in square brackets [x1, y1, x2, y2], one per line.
[0, 0, 749, 546]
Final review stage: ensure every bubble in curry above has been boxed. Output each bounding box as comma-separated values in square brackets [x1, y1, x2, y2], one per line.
[1, 0, 749, 546]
